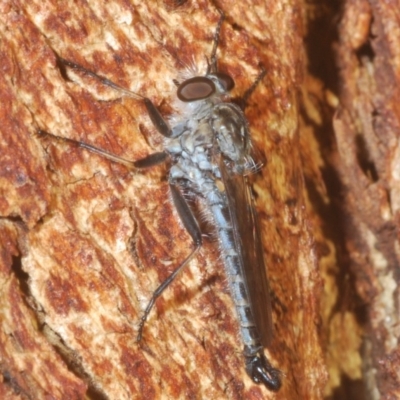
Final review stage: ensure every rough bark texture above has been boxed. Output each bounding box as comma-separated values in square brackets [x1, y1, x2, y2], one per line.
[5, 0, 397, 399]
[302, 0, 400, 399]
[333, 1, 400, 399]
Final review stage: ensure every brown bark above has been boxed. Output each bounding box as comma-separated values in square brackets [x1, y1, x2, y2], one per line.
[0, 0, 348, 399]
[302, 0, 400, 399]
[332, 0, 400, 399]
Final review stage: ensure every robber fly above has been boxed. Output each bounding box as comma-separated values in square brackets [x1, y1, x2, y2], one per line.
[38, 11, 282, 391]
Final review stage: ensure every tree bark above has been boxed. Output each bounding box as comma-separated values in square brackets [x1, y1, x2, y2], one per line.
[332, 1, 400, 398]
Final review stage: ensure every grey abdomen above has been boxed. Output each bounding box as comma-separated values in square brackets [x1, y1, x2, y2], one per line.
[206, 187, 261, 354]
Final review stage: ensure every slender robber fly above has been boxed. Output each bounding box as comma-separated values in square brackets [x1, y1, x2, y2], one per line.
[38, 11, 282, 391]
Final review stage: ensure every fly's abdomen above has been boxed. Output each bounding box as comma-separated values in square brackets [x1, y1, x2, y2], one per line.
[208, 190, 262, 353]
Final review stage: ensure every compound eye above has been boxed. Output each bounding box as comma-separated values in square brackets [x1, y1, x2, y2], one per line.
[214, 72, 235, 91]
[177, 77, 215, 102]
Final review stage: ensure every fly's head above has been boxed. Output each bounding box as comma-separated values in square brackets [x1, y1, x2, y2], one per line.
[176, 72, 234, 103]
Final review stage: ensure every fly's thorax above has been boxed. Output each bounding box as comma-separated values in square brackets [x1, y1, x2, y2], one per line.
[166, 113, 217, 189]
[182, 120, 214, 154]
[210, 103, 253, 173]
[165, 111, 215, 155]
[170, 86, 218, 139]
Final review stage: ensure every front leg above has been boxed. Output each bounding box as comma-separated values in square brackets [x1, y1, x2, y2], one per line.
[57, 56, 174, 138]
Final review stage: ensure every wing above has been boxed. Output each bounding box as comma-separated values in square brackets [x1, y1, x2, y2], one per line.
[219, 158, 273, 346]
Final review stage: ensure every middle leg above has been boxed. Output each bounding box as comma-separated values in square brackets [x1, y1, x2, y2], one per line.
[36, 129, 168, 170]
